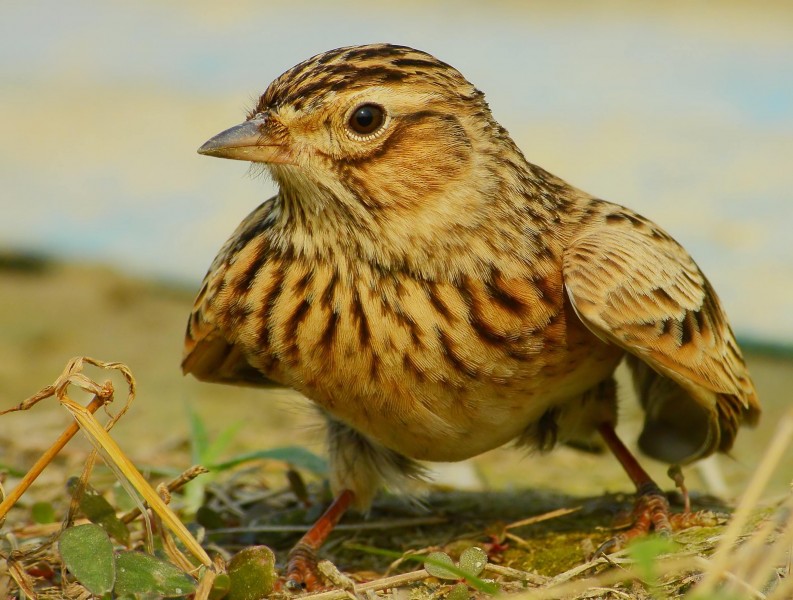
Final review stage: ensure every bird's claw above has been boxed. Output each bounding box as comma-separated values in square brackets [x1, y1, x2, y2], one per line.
[285, 542, 324, 592]
[595, 484, 722, 558]
[593, 535, 622, 558]
[595, 484, 672, 556]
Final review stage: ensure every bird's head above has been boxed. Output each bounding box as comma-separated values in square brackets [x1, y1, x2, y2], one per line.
[199, 45, 523, 258]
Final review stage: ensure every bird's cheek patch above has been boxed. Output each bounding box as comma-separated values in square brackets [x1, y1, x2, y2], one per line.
[355, 119, 472, 208]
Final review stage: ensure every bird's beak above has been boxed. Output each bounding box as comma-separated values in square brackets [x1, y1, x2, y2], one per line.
[197, 116, 293, 164]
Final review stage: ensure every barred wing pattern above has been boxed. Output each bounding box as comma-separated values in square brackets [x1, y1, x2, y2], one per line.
[563, 203, 759, 462]
[182, 198, 280, 388]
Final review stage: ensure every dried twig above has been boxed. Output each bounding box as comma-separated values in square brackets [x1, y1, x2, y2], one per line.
[0, 394, 107, 522]
[301, 568, 433, 600]
[120, 465, 209, 524]
[505, 506, 582, 530]
[483, 562, 547, 586]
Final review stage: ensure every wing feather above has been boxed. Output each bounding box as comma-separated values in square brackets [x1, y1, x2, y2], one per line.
[563, 203, 759, 460]
[182, 197, 280, 388]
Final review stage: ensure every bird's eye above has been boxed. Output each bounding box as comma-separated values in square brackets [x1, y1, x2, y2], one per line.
[348, 104, 385, 136]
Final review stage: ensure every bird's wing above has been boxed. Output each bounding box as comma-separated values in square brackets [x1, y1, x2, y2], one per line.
[562, 204, 759, 455]
[182, 198, 280, 388]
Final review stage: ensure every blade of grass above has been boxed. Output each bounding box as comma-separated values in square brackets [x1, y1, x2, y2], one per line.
[211, 446, 328, 475]
[202, 422, 245, 467]
[188, 404, 211, 466]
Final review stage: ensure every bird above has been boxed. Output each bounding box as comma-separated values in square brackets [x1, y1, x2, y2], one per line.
[183, 43, 760, 589]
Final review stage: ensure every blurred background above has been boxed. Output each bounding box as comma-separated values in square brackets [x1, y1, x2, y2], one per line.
[1, 1, 791, 502]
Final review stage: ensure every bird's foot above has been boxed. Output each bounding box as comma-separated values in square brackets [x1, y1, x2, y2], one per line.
[594, 482, 720, 556]
[280, 489, 355, 592]
[284, 542, 324, 592]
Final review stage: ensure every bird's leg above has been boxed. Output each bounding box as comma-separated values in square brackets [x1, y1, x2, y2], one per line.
[595, 423, 715, 555]
[285, 489, 355, 591]
[595, 422, 670, 555]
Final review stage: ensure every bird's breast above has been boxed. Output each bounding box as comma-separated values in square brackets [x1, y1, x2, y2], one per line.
[219, 258, 621, 460]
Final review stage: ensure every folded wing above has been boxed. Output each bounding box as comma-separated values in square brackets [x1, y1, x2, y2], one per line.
[563, 203, 759, 462]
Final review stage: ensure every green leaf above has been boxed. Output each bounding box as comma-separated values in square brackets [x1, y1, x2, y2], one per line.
[448, 582, 471, 600]
[209, 572, 232, 600]
[424, 552, 458, 580]
[58, 524, 115, 596]
[67, 479, 130, 544]
[114, 551, 197, 597]
[347, 543, 499, 594]
[227, 546, 277, 600]
[211, 446, 328, 475]
[458, 546, 488, 577]
[112, 482, 140, 513]
[196, 505, 226, 530]
[627, 535, 678, 588]
[31, 501, 56, 524]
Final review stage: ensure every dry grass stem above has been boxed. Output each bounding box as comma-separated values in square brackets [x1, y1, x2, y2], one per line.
[483, 563, 547, 585]
[0, 394, 106, 522]
[119, 466, 208, 524]
[60, 393, 212, 568]
[193, 566, 218, 600]
[585, 587, 634, 600]
[318, 559, 357, 590]
[512, 556, 698, 599]
[302, 569, 433, 600]
[544, 554, 631, 587]
[7, 559, 36, 599]
[66, 450, 101, 534]
[742, 500, 793, 592]
[504, 506, 582, 530]
[10, 520, 90, 540]
[767, 569, 793, 600]
[690, 556, 766, 600]
[205, 482, 248, 518]
[694, 407, 793, 595]
[0, 356, 136, 522]
[0, 357, 214, 574]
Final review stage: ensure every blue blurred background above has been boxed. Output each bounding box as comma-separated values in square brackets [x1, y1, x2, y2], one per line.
[2, 0, 792, 343]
